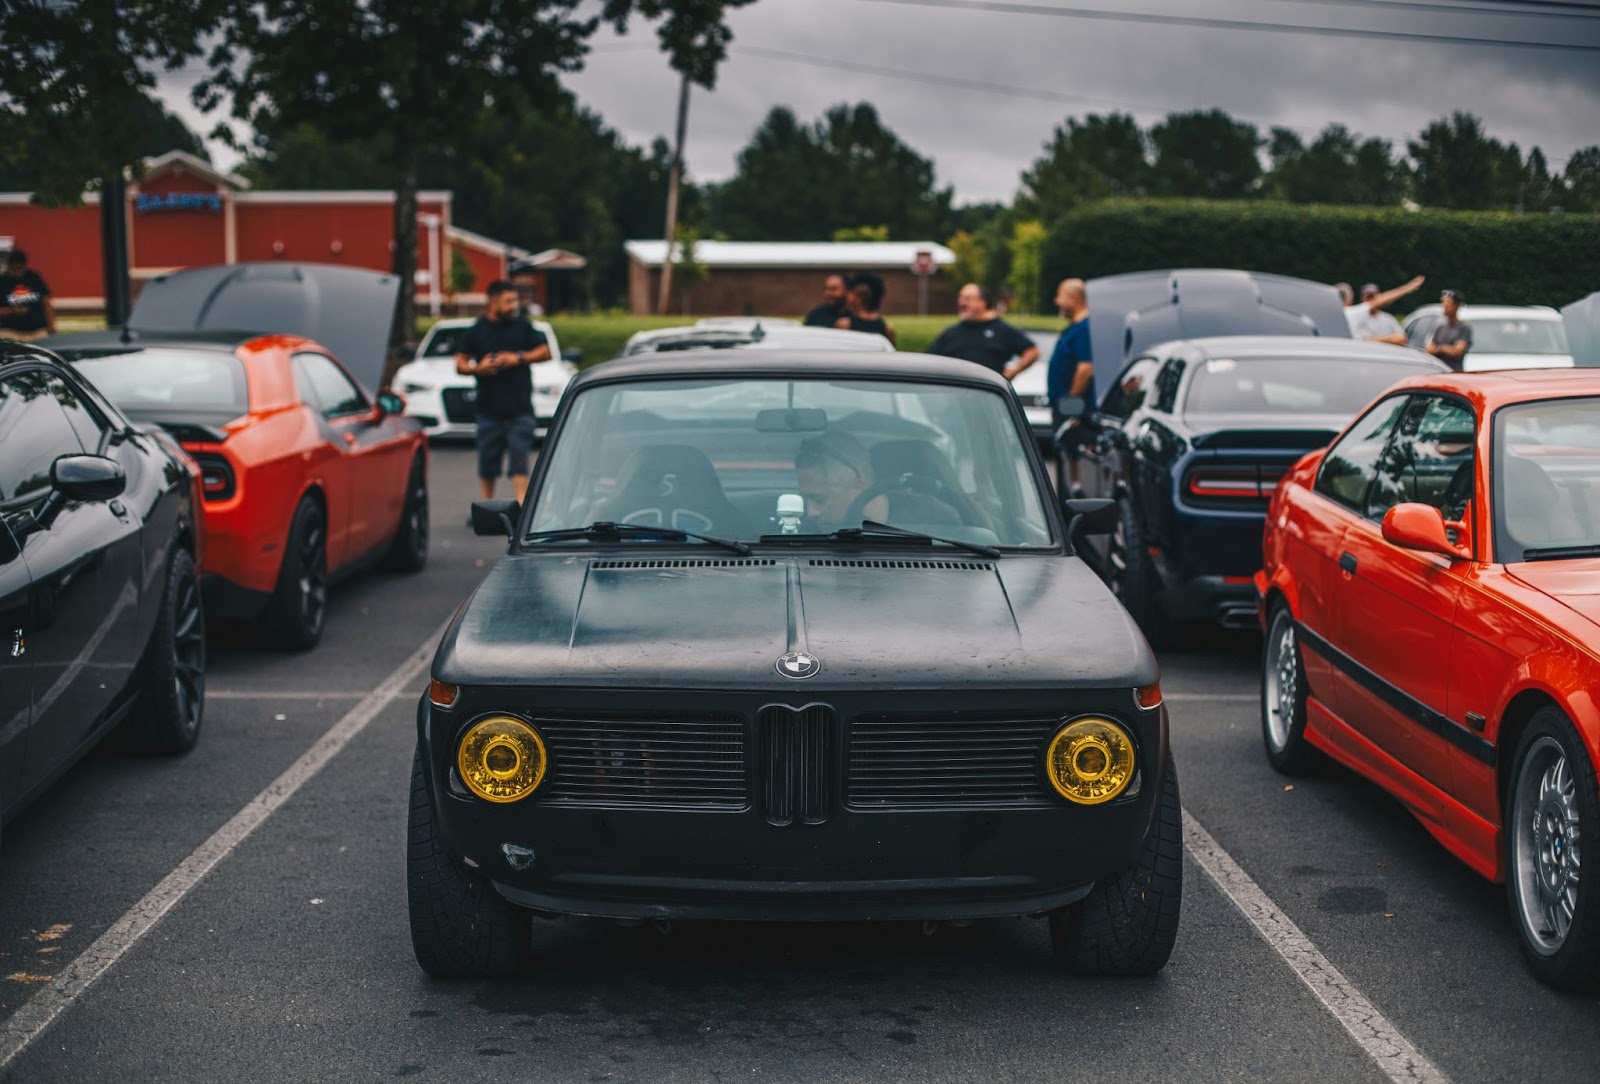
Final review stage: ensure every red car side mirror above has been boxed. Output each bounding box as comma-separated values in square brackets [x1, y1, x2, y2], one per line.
[1381, 503, 1469, 560]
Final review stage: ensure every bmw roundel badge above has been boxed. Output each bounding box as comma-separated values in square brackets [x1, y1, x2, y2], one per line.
[776, 651, 821, 679]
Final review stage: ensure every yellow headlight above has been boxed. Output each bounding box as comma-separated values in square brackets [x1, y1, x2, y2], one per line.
[1046, 717, 1136, 805]
[457, 716, 547, 804]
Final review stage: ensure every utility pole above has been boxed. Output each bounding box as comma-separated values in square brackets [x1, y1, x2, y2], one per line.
[99, 172, 131, 328]
[656, 72, 691, 316]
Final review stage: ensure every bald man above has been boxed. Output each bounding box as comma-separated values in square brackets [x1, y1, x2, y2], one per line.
[1046, 278, 1094, 417]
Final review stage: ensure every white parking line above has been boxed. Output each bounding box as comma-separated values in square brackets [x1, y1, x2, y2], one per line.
[1165, 693, 1259, 702]
[0, 618, 451, 1074]
[1183, 810, 1450, 1084]
[206, 689, 369, 700]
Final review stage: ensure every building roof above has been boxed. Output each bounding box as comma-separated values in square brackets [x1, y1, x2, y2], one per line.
[623, 240, 956, 270]
[140, 150, 251, 191]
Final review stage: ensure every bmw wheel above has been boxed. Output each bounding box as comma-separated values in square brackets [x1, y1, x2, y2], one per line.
[1507, 707, 1600, 989]
[1261, 602, 1319, 775]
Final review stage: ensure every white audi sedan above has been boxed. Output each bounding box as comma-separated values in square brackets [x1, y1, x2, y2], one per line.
[395, 317, 578, 440]
[1403, 304, 1575, 371]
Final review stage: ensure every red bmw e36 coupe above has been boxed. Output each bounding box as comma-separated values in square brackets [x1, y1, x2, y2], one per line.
[1255, 367, 1600, 988]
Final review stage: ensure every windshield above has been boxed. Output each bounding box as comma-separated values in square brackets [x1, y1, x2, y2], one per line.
[529, 377, 1053, 548]
[69, 348, 248, 414]
[1185, 357, 1418, 416]
[420, 325, 470, 358]
[1495, 397, 1600, 561]
[1472, 317, 1570, 356]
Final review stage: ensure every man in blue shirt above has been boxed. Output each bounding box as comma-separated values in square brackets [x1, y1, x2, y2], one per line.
[1046, 278, 1094, 494]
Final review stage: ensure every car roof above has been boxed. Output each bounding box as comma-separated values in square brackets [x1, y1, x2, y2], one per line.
[1405, 304, 1563, 320]
[623, 325, 893, 354]
[1385, 367, 1600, 410]
[45, 329, 261, 351]
[573, 349, 1008, 388]
[1173, 335, 1442, 366]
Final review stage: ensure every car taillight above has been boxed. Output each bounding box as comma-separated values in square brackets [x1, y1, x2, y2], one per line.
[1185, 466, 1286, 502]
[191, 452, 236, 501]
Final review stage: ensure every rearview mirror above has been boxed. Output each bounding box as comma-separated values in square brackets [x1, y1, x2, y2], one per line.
[471, 499, 519, 538]
[1381, 503, 1466, 559]
[375, 390, 405, 417]
[1064, 497, 1117, 536]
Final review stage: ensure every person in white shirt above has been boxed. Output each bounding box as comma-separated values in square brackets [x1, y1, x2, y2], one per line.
[1342, 274, 1423, 337]
[1345, 282, 1409, 345]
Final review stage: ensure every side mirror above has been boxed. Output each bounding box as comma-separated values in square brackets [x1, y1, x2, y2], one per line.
[471, 499, 519, 538]
[1381, 503, 1467, 559]
[1064, 497, 1117, 536]
[1055, 395, 1088, 419]
[18, 454, 126, 538]
[375, 390, 405, 417]
[561, 347, 584, 365]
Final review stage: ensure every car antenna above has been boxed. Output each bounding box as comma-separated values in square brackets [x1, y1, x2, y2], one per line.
[750, 321, 765, 342]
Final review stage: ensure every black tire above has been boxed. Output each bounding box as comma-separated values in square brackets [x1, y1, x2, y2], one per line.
[1261, 601, 1321, 775]
[1106, 496, 1173, 647]
[122, 547, 206, 755]
[1050, 762, 1183, 976]
[407, 748, 532, 978]
[380, 454, 429, 573]
[258, 497, 328, 651]
[1504, 707, 1600, 989]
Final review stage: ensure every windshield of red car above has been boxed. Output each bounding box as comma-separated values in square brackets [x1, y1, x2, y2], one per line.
[69, 348, 248, 415]
[529, 377, 1053, 548]
[1186, 357, 1421, 416]
[1495, 396, 1600, 561]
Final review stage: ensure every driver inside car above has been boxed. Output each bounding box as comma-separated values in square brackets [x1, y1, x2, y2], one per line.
[794, 433, 888, 531]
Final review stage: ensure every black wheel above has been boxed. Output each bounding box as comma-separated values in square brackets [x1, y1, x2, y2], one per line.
[122, 548, 206, 754]
[380, 454, 429, 573]
[1106, 497, 1173, 647]
[258, 497, 328, 651]
[1261, 601, 1321, 775]
[1050, 762, 1183, 976]
[407, 748, 531, 978]
[1505, 707, 1600, 989]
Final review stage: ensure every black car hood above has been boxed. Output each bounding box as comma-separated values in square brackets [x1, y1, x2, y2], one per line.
[128, 262, 399, 393]
[435, 554, 1154, 691]
[1086, 270, 1350, 404]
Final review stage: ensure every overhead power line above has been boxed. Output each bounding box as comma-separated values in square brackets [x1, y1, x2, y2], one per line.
[1260, 0, 1600, 19]
[858, 0, 1600, 50]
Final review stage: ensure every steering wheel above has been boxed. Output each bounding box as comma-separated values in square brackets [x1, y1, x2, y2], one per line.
[842, 472, 976, 528]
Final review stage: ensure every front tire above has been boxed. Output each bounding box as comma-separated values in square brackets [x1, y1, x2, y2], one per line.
[380, 454, 429, 573]
[122, 548, 205, 755]
[407, 748, 531, 978]
[258, 497, 328, 651]
[1506, 707, 1600, 989]
[1050, 763, 1183, 976]
[1262, 602, 1320, 775]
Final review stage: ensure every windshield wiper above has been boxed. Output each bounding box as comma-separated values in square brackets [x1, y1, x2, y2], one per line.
[1520, 543, 1600, 562]
[761, 519, 1000, 560]
[523, 521, 752, 556]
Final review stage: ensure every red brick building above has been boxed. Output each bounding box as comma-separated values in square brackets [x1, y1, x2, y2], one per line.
[0, 151, 525, 314]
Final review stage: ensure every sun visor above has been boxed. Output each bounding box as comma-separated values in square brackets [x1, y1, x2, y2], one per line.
[1084, 269, 1351, 407]
[129, 263, 400, 393]
[1562, 291, 1600, 368]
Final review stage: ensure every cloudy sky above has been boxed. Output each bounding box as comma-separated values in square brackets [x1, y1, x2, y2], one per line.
[162, 0, 1600, 205]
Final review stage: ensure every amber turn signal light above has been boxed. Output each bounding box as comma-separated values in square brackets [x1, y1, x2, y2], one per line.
[1134, 683, 1162, 710]
[429, 679, 459, 708]
[457, 716, 547, 804]
[1046, 717, 1136, 805]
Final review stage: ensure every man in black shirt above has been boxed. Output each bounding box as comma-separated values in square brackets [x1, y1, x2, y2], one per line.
[803, 273, 849, 327]
[454, 279, 551, 501]
[927, 283, 1038, 378]
[0, 250, 54, 341]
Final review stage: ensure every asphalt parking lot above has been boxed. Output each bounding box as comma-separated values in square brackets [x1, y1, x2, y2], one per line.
[1, 444, 1596, 1084]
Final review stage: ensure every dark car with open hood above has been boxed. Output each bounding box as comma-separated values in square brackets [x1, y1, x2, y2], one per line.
[409, 349, 1181, 978]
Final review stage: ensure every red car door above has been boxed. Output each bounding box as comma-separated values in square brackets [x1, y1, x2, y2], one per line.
[1329, 394, 1478, 816]
[1294, 394, 1414, 727]
[290, 351, 359, 568]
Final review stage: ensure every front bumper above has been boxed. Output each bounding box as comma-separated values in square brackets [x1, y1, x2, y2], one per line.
[418, 692, 1168, 921]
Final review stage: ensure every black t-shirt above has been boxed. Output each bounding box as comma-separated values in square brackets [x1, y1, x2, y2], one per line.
[803, 302, 844, 327]
[0, 270, 50, 332]
[456, 316, 546, 420]
[927, 317, 1034, 374]
[843, 314, 890, 338]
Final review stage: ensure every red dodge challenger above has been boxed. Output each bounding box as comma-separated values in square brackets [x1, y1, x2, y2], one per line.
[1256, 368, 1600, 988]
[53, 263, 429, 649]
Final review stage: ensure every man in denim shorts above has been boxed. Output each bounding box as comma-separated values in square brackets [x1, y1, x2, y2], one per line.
[455, 280, 550, 501]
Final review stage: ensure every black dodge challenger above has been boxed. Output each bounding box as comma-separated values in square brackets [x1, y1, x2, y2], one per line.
[409, 351, 1179, 977]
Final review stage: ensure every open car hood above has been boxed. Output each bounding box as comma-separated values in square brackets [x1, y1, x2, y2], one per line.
[1562, 291, 1600, 368]
[129, 262, 399, 393]
[1086, 269, 1350, 406]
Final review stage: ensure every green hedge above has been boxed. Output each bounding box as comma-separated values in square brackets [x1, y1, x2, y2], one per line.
[1038, 199, 1600, 312]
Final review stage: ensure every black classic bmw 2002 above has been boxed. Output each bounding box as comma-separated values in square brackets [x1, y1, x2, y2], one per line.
[409, 351, 1179, 977]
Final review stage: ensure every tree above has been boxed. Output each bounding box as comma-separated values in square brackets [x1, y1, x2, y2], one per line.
[446, 246, 476, 305]
[1265, 123, 1405, 205]
[716, 103, 953, 241]
[1521, 148, 1563, 213]
[833, 225, 891, 242]
[1408, 112, 1519, 210]
[200, 1, 753, 352]
[1565, 147, 1600, 213]
[1149, 109, 1262, 199]
[0, 1, 222, 204]
[1005, 220, 1047, 314]
[945, 230, 988, 291]
[671, 226, 708, 315]
[0, 95, 207, 191]
[1017, 113, 1148, 219]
